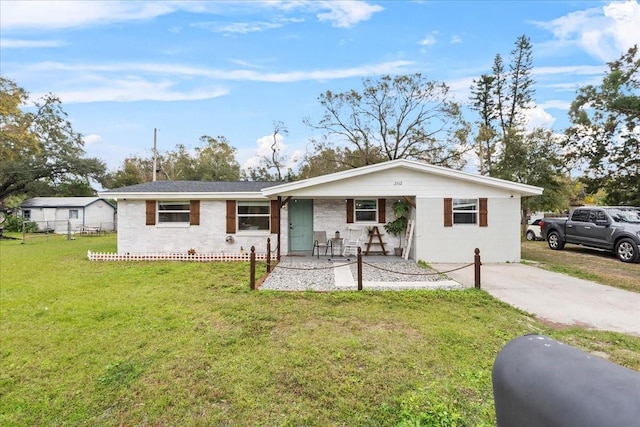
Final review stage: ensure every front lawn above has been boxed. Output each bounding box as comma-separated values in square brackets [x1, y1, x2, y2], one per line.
[1, 235, 639, 426]
[521, 239, 640, 293]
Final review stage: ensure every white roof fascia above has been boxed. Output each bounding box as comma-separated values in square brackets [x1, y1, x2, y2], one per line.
[98, 191, 269, 201]
[262, 159, 543, 197]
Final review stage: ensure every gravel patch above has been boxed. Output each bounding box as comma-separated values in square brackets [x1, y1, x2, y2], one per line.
[259, 260, 465, 291]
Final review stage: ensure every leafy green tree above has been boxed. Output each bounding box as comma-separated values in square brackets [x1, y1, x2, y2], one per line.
[514, 129, 573, 213]
[194, 135, 241, 181]
[0, 77, 105, 201]
[101, 135, 240, 189]
[297, 145, 362, 179]
[564, 45, 640, 205]
[303, 73, 470, 169]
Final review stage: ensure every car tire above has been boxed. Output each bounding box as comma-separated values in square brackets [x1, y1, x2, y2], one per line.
[526, 230, 535, 241]
[547, 231, 564, 250]
[615, 238, 639, 263]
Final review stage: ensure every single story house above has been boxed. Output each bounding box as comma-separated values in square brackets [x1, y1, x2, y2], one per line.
[100, 159, 543, 263]
[19, 197, 117, 233]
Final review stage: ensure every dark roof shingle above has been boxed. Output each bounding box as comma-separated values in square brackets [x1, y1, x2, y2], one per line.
[103, 181, 281, 193]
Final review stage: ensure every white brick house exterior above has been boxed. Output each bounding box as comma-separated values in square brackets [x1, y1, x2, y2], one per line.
[101, 159, 543, 263]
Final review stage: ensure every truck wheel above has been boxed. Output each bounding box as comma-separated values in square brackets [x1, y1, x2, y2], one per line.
[547, 231, 564, 250]
[615, 238, 639, 263]
[526, 230, 535, 241]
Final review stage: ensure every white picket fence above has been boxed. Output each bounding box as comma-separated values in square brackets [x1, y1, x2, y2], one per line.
[87, 250, 268, 262]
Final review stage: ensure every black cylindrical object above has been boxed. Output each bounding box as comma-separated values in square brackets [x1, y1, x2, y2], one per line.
[493, 334, 640, 427]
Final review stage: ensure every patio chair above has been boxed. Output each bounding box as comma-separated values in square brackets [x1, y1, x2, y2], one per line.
[343, 227, 366, 256]
[312, 231, 333, 258]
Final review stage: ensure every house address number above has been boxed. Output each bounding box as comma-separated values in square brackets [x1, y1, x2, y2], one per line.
[394, 181, 403, 185]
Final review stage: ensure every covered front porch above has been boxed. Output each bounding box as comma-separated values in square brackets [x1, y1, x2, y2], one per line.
[277, 197, 415, 260]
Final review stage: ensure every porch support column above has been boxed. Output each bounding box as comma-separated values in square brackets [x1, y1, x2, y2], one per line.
[277, 196, 282, 260]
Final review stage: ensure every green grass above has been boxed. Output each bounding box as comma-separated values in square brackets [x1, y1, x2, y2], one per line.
[1, 235, 639, 426]
[521, 240, 640, 292]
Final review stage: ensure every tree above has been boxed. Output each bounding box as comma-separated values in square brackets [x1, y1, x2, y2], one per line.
[243, 121, 292, 181]
[0, 77, 105, 201]
[469, 74, 498, 175]
[564, 45, 640, 205]
[297, 145, 362, 179]
[303, 73, 470, 170]
[469, 36, 536, 178]
[513, 129, 573, 213]
[101, 135, 240, 189]
[469, 36, 571, 225]
[194, 135, 241, 181]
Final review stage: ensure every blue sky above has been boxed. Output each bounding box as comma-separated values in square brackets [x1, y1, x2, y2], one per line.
[1, 0, 639, 174]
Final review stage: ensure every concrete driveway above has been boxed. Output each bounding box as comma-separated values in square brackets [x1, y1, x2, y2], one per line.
[431, 263, 640, 337]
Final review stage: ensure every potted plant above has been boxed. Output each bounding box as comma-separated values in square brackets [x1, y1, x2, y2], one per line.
[384, 200, 411, 256]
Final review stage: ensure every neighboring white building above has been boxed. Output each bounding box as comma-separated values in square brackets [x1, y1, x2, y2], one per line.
[100, 159, 543, 263]
[19, 197, 117, 233]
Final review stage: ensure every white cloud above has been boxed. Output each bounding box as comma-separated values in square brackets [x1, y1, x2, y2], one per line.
[242, 132, 301, 172]
[243, 133, 284, 170]
[450, 35, 462, 44]
[0, 39, 67, 48]
[12, 60, 413, 87]
[523, 106, 557, 131]
[192, 17, 304, 34]
[315, 1, 384, 28]
[83, 134, 103, 146]
[534, 0, 640, 62]
[1, 1, 383, 36]
[0, 1, 191, 30]
[36, 77, 230, 104]
[537, 100, 572, 111]
[534, 65, 606, 76]
[419, 32, 438, 47]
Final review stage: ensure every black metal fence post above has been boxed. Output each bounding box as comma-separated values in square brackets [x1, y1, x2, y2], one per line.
[474, 248, 481, 289]
[250, 246, 256, 290]
[266, 238, 271, 273]
[357, 247, 363, 291]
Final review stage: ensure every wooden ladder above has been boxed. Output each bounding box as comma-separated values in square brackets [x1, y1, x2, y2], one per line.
[365, 226, 388, 255]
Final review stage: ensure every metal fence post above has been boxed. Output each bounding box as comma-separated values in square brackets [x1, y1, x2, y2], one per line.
[474, 248, 481, 289]
[357, 246, 363, 291]
[250, 246, 256, 290]
[266, 238, 271, 273]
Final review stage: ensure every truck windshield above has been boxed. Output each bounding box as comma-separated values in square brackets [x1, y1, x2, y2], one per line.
[605, 208, 640, 223]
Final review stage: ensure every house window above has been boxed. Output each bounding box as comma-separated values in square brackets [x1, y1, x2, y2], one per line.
[237, 201, 270, 231]
[453, 199, 478, 224]
[158, 201, 190, 223]
[22, 210, 31, 220]
[354, 199, 377, 222]
[69, 210, 79, 219]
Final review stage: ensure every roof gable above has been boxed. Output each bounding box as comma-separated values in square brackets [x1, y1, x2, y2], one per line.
[20, 197, 115, 208]
[261, 159, 543, 197]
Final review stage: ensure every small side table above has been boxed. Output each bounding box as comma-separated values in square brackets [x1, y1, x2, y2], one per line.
[330, 238, 343, 255]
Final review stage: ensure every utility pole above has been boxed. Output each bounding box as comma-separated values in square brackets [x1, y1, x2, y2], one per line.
[152, 128, 157, 182]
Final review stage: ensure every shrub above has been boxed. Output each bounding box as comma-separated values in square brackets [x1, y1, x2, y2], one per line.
[2, 214, 37, 232]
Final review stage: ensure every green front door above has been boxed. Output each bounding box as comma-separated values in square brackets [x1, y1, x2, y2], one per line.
[288, 199, 313, 252]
